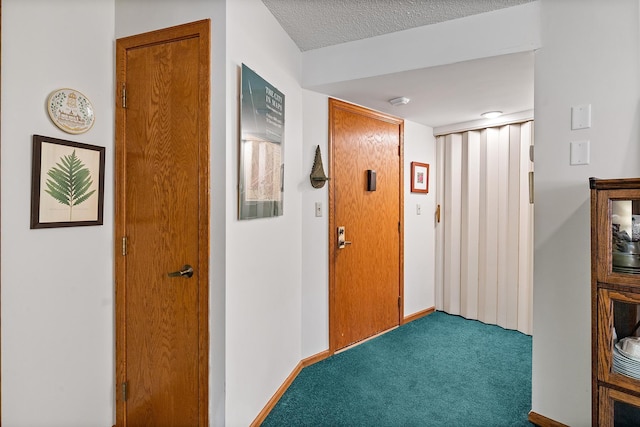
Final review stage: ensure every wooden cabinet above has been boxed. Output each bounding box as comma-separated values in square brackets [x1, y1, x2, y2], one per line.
[591, 178, 640, 426]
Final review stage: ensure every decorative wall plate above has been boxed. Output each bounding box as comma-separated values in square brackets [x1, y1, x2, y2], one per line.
[47, 88, 95, 134]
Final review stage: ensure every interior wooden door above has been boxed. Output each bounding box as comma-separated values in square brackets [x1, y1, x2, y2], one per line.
[115, 20, 210, 427]
[329, 98, 404, 351]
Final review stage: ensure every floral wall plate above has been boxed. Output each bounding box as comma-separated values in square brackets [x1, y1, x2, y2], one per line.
[47, 88, 95, 134]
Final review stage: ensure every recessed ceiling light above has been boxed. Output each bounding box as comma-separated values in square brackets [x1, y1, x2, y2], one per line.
[389, 96, 410, 106]
[481, 111, 503, 119]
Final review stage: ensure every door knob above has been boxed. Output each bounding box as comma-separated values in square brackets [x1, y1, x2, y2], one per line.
[168, 264, 194, 278]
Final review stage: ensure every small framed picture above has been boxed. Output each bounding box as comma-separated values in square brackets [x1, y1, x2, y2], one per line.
[410, 162, 429, 193]
[30, 134, 105, 228]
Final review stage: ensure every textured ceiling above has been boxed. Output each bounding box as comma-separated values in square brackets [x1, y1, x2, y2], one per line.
[260, 0, 536, 128]
[310, 51, 534, 128]
[262, 0, 535, 51]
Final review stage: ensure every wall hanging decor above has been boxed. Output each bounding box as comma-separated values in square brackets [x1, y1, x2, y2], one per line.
[47, 88, 95, 134]
[239, 64, 285, 219]
[309, 145, 329, 188]
[410, 161, 429, 193]
[30, 134, 105, 228]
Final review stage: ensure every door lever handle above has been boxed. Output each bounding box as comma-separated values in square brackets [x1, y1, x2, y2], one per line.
[168, 264, 194, 278]
[337, 226, 352, 249]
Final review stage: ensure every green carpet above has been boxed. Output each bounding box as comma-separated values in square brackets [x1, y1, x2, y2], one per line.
[262, 311, 532, 426]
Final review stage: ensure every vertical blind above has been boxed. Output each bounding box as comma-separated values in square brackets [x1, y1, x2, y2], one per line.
[435, 122, 533, 335]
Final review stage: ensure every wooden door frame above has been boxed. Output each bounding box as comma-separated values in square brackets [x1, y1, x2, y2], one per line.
[328, 98, 404, 354]
[114, 20, 210, 427]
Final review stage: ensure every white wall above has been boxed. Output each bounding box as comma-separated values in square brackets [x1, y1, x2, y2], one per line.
[301, 90, 330, 357]
[533, 0, 640, 425]
[1, 1, 115, 425]
[225, 1, 303, 425]
[404, 121, 437, 316]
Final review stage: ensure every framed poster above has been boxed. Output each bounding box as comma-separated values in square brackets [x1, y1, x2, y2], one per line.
[30, 134, 105, 228]
[239, 64, 285, 220]
[411, 162, 429, 193]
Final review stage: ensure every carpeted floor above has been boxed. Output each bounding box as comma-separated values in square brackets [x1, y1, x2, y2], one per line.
[262, 311, 532, 426]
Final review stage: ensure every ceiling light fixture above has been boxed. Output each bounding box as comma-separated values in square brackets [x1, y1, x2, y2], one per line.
[481, 111, 503, 119]
[389, 96, 410, 106]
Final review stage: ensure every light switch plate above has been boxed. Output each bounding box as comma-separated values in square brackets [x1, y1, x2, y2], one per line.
[570, 140, 590, 165]
[315, 202, 322, 217]
[571, 104, 591, 130]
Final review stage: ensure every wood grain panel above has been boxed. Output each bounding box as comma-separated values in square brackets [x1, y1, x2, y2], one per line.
[590, 182, 599, 425]
[329, 98, 403, 351]
[591, 178, 640, 425]
[115, 20, 210, 427]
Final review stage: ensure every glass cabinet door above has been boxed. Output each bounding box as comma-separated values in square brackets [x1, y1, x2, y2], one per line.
[599, 386, 640, 427]
[611, 199, 640, 274]
[596, 191, 640, 286]
[598, 288, 640, 389]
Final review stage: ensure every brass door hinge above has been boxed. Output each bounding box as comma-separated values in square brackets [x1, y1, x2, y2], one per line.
[122, 381, 129, 402]
[122, 237, 128, 256]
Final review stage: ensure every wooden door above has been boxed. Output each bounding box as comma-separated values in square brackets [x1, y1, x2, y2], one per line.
[115, 21, 210, 427]
[329, 98, 404, 351]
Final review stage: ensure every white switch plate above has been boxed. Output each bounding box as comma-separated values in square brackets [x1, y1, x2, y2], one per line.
[416, 204, 421, 215]
[570, 140, 590, 165]
[315, 202, 322, 217]
[571, 104, 591, 130]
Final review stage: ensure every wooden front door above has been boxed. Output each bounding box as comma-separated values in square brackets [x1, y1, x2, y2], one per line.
[115, 20, 210, 427]
[329, 98, 404, 351]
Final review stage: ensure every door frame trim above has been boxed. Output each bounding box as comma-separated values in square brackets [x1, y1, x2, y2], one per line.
[114, 19, 210, 426]
[328, 98, 404, 354]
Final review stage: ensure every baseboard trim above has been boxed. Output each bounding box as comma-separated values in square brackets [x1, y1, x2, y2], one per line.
[250, 361, 303, 427]
[528, 411, 569, 427]
[302, 349, 332, 367]
[250, 349, 332, 427]
[403, 306, 435, 324]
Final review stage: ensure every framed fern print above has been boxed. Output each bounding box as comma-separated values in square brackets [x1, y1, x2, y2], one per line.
[30, 135, 105, 228]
